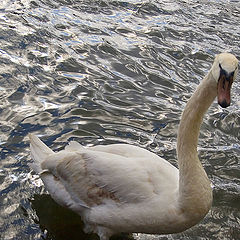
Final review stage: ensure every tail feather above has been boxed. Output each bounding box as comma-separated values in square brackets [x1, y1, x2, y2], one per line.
[29, 134, 54, 173]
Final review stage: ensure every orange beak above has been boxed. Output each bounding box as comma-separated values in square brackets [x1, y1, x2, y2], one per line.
[217, 72, 233, 108]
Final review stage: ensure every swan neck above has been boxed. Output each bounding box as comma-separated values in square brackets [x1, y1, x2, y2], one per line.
[176, 71, 215, 221]
[177, 72, 216, 155]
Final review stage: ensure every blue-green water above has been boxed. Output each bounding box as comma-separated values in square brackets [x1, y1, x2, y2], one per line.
[0, 1, 239, 239]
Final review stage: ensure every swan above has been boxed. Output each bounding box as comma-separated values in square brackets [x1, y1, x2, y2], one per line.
[29, 52, 238, 240]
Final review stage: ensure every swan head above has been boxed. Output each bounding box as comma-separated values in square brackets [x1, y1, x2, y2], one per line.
[211, 53, 238, 108]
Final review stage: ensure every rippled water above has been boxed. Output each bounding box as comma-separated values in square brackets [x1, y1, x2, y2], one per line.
[0, 0, 239, 239]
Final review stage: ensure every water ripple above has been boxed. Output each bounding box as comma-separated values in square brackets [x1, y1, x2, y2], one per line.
[0, 0, 239, 239]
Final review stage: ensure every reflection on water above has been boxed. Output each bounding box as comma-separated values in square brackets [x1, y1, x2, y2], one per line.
[31, 194, 134, 240]
[31, 194, 94, 240]
[0, 0, 239, 239]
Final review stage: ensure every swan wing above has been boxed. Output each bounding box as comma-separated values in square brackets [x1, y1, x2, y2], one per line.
[41, 144, 179, 207]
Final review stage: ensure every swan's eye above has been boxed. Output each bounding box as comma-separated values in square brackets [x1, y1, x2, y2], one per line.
[219, 63, 226, 77]
[219, 64, 236, 78]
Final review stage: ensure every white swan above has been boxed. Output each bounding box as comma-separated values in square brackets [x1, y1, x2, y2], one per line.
[29, 53, 238, 240]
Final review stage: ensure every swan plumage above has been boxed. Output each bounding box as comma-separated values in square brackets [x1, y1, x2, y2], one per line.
[29, 53, 238, 240]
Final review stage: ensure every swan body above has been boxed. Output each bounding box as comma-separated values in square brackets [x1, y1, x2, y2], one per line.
[29, 53, 238, 240]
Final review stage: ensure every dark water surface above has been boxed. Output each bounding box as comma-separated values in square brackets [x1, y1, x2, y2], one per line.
[0, 0, 240, 239]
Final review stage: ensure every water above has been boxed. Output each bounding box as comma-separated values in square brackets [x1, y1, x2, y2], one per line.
[0, 0, 239, 239]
